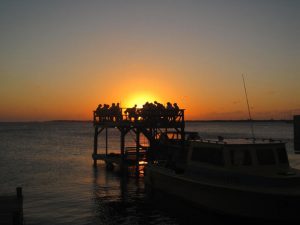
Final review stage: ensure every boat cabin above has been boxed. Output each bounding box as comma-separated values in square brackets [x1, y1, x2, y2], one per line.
[187, 139, 290, 171]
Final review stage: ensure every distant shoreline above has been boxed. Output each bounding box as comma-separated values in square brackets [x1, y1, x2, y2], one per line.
[0, 119, 293, 123]
[186, 119, 293, 123]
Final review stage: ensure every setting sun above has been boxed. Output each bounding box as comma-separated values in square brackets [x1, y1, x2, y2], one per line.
[124, 92, 160, 108]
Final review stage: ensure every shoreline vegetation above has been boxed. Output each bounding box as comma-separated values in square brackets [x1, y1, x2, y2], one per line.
[0, 119, 294, 123]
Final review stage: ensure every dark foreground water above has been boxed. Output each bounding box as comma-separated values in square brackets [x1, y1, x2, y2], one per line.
[0, 121, 295, 224]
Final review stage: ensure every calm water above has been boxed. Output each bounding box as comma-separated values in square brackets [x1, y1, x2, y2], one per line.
[0, 121, 294, 225]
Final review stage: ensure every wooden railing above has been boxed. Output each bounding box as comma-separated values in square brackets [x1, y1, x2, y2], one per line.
[93, 108, 185, 125]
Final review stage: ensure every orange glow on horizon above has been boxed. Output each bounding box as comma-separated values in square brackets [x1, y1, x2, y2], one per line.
[123, 92, 160, 108]
[0, 2, 299, 122]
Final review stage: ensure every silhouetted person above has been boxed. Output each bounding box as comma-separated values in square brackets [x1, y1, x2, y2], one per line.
[166, 102, 173, 121]
[95, 104, 102, 121]
[154, 101, 165, 118]
[173, 103, 180, 121]
[116, 103, 122, 121]
[109, 103, 118, 121]
[102, 104, 110, 121]
[125, 104, 138, 121]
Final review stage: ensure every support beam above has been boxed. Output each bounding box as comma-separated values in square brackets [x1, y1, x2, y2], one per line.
[135, 128, 140, 176]
[93, 127, 105, 167]
[105, 128, 108, 156]
[120, 128, 126, 172]
[93, 126, 98, 167]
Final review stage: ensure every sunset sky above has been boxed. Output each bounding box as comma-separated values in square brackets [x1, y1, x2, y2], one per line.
[0, 1, 299, 121]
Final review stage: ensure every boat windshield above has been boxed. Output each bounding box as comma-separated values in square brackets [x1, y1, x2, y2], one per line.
[191, 147, 224, 166]
[230, 149, 252, 166]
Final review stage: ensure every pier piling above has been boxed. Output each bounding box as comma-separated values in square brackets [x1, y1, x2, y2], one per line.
[93, 127, 98, 167]
[136, 128, 140, 176]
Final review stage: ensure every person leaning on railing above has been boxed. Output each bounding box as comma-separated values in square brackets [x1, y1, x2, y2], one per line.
[95, 104, 102, 121]
[94, 104, 109, 121]
[95, 102, 181, 123]
[109, 103, 122, 122]
[124, 104, 138, 121]
[116, 103, 122, 121]
[138, 101, 181, 122]
[173, 103, 179, 121]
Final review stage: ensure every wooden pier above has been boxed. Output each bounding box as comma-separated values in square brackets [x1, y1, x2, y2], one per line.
[92, 105, 185, 176]
[0, 187, 23, 225]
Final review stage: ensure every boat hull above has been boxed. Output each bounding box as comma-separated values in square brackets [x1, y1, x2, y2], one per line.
[145, 165, 300, 221]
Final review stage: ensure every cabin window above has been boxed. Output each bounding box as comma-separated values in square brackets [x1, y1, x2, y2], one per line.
[230, 149, 252, 166]
[276, 148, 288, 164]
[191, 147, 224, 166]
[256, 149, 276, 165]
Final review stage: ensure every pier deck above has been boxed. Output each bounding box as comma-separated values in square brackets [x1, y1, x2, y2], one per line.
[92, 106, 185, 176]
[93, 147, 148, 168]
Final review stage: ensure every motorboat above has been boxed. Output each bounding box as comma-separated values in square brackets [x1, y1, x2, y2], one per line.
[145, 135, 300, 221]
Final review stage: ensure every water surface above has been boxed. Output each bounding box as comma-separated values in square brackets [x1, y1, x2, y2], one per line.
[0, 121, 295, 224]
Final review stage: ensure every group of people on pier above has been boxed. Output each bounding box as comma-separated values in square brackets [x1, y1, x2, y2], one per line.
[95, 103, 122, 122]
[94, 101, 182, 122]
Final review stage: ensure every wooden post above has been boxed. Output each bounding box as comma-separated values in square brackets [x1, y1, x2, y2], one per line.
[105, 128, 108, 156]
[16, 187, 22, 201]
[136, 128, 140, 177]
[294, 115, 300, 153]
[120, 129, 125, 172]
[93, 126, 98, 167]
[148, 128, 153, 162]
[16, 187, 23, 225]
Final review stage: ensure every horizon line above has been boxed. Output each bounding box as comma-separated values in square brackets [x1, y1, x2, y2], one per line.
[0, 118, 295, 123]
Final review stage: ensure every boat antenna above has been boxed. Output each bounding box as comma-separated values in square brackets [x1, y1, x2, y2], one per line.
[242, 74, 255, 140]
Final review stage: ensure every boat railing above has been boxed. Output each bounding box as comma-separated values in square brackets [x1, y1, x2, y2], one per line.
[124, 146, 148, 161]
[245, 138, 284, 143]
[195, 138, 284, 145]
